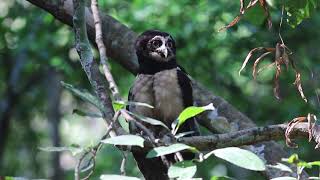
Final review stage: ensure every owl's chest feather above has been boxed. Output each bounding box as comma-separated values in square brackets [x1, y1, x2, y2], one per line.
[130, 69, 184, 125]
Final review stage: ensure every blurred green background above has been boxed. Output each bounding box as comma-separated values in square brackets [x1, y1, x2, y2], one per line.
[0, 0, 319, 179]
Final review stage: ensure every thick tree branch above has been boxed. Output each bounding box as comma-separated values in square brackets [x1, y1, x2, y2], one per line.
[72, 0, 124, 137]
[180, 123, 310, 151]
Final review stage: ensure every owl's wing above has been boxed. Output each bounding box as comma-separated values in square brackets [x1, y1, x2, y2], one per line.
[176, 66, 200, 136]
[177, 66, 193, 107]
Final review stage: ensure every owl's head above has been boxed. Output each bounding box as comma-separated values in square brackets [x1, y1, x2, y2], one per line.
[135, 30, 176, 63]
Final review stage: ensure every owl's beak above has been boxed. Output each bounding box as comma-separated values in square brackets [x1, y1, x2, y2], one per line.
[156, 46, 168, 58]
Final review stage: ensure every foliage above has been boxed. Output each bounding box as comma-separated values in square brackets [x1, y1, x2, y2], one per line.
[1, 0, 320, 179]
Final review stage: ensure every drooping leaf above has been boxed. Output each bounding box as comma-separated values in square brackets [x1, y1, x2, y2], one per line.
[101, 135, 145, 147]
[38, 146, 83, 156]
[267, 163, 293, 173]
[172, 103, 215, 134]
[72, 109, 102, 118]
[127, 111, 169, 130]
[113, 100, 154, 111]
[175, 131, 196, 139]
[204, 147, 266, 171]
[146, 143, 197, 158]
[100, 175, 140, 180]
[168, 161, 197, 179]
[61, 81, 103, 111]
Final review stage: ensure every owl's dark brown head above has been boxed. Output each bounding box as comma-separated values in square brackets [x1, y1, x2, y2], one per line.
[135, 30, 177, 74]
[135, 30, 176, 63]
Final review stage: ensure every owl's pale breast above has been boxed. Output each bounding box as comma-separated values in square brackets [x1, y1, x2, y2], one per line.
[129, 69, 184, 126]
[153, 69, 184, 125]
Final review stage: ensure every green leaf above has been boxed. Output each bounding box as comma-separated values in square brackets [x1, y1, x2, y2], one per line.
[270, 177, 297, 180]
[211, 176, 235, 180]
[282, 154, 299, 164]
[61, 81, 104, 111]
[38, 146, 83, 156]
[113, 100, 154, 111]
[147, 143, 197, 158]
[72, 109, 102, 118]
[285, 0, 318, 28]
[204, 147, 266, 171]
[101, 135, 145, 147]
[308, 161, 320, 166]
[168, 160, 197, 179]
[118, 116, 130, 132]
[100, 175, 140, 180]
[172, 103, 215, 134]
[127, 111, 169, 130]
[3, 177, 29, 180]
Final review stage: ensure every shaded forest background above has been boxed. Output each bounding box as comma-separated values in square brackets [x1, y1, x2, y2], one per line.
[0, 0, 320, 179]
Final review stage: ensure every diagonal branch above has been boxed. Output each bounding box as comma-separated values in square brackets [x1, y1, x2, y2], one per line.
[180, 123, 310, 151]
[72, 0, 124, 137]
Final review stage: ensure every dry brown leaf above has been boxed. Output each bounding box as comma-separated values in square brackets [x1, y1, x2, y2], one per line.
[252, 51, 272, 79]
[285, 116, 307, 148]
[239, 47, 266, 75]
[240, 0, 245, 14]
[218, 16, 242, 32]
[258, 0, 272, 29]
[273, 60, 282, 100]
[294, 72, 308, 102]
[247, 0, 259, 8]
[282, 50, 290, 70]
[285, 114, 320, 149]
[219, 0, 270, 32]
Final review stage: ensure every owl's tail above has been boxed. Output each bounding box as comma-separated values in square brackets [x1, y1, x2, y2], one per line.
[132, 152, 170, 180]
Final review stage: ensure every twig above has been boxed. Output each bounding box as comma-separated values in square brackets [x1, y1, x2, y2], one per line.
[120, 151, 128, 175]
[120, 109, 170, 167]
[72, 0, 123, 136]
[91, 0, 121, 101]
[74, 113, 117, 180]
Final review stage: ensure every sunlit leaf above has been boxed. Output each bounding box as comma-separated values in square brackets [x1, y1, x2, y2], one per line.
[204, 147, 266, 171]
[101, 135, 144, 147]
[168, 161, 197, 179]
[172, 103, 215, 134]
[100, 175, 140, 180]
[175, 131, 196, 139]
[147, 143, 197, 158]
[267, 163, 292, 173]
[127, 111, 169, 130]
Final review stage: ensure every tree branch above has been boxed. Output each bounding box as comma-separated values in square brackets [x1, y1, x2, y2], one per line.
[180, 123, 310, 151]
[72, 0, 124, 136]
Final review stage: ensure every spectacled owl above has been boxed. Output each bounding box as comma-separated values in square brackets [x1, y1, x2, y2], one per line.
[128, 30, 198, 180]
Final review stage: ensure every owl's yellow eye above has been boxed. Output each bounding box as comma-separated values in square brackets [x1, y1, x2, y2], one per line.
[152, 40, 161, 48]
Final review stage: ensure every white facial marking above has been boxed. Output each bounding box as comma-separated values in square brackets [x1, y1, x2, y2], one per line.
[149, 35, 173, 62]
